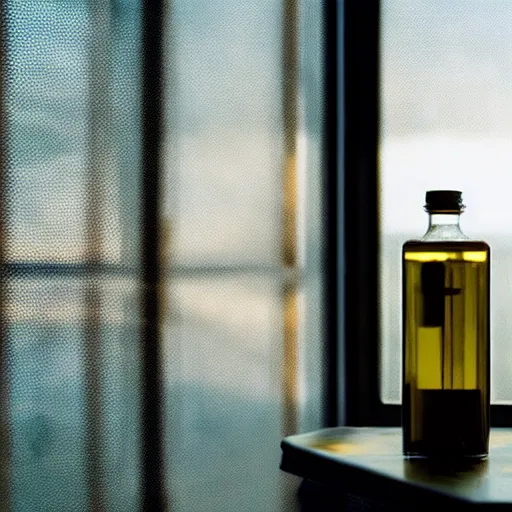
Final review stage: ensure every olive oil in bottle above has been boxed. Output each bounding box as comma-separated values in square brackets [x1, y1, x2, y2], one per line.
[402, 190, 490, 458]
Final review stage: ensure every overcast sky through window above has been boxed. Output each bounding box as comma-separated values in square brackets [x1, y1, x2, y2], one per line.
[380, 0, 512, 403]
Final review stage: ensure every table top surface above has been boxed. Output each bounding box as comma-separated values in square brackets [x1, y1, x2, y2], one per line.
[280, 427, 512, 508]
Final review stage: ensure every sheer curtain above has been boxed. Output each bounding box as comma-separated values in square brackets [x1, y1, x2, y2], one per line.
[1, 0, 326, 510]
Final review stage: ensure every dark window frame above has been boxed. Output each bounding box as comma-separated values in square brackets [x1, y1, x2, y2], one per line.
[342, 0, 512, 428]
[323, 0, 340, 428]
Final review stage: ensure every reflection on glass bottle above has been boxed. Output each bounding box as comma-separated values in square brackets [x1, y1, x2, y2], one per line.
[405, 458, 489, 490]
[402, 190, 490, 458]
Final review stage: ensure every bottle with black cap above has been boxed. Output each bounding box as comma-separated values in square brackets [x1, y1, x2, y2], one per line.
[402, 190, 490, 458]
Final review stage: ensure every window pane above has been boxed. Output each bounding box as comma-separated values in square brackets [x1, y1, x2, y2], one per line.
[162, 0, 326, 510]
[9, 275, 141, 510]
[6, 1, 139, 264]
[163, 275, 285, 510]
[380, 0, 512, 404]
[163, 0, 284, 268]
[3, 0, 325, 509]
[4, 0, 143, 508]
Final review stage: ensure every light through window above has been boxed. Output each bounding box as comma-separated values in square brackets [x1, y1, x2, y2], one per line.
[380, 0, 512, 404]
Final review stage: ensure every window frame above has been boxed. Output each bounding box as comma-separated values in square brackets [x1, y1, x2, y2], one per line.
[342, 0, 512, 427]
[324, 0, 341, 428]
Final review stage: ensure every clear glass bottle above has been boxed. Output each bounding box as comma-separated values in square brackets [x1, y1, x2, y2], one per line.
[402, 190, 490, 458]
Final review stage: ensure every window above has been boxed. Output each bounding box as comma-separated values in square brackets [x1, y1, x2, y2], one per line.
[161, 2, 329, 508]
[2, 0, 331, 509]
[380, 0, 512, 409]
[4, 2, 143, 509]
[345, 0, 512, 426]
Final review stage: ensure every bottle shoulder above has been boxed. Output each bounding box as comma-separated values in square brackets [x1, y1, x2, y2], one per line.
[402, 239, 490, 253]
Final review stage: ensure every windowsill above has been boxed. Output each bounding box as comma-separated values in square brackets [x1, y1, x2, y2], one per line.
[281, 427, 512, 510]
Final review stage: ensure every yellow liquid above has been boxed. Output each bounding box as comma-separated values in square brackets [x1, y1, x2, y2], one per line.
[402, 241, 490, 458]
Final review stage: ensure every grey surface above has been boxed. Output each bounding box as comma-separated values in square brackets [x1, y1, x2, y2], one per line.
[283, 427, 512, 507]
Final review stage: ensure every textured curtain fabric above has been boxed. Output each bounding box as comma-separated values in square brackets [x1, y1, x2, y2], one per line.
[1, 1, 325, 510]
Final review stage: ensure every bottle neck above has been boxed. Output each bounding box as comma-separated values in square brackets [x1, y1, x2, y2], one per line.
[429, 213, 461, 227]
[423, 212, 468, 240]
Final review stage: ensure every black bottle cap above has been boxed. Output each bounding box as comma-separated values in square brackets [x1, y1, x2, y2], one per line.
[424, 190, 465, 213]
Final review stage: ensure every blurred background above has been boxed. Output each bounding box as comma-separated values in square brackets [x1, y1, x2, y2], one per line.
[1, 0, 327, 510]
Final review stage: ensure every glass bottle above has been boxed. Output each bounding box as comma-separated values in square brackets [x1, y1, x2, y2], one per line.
[402, 190, 490, 458]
